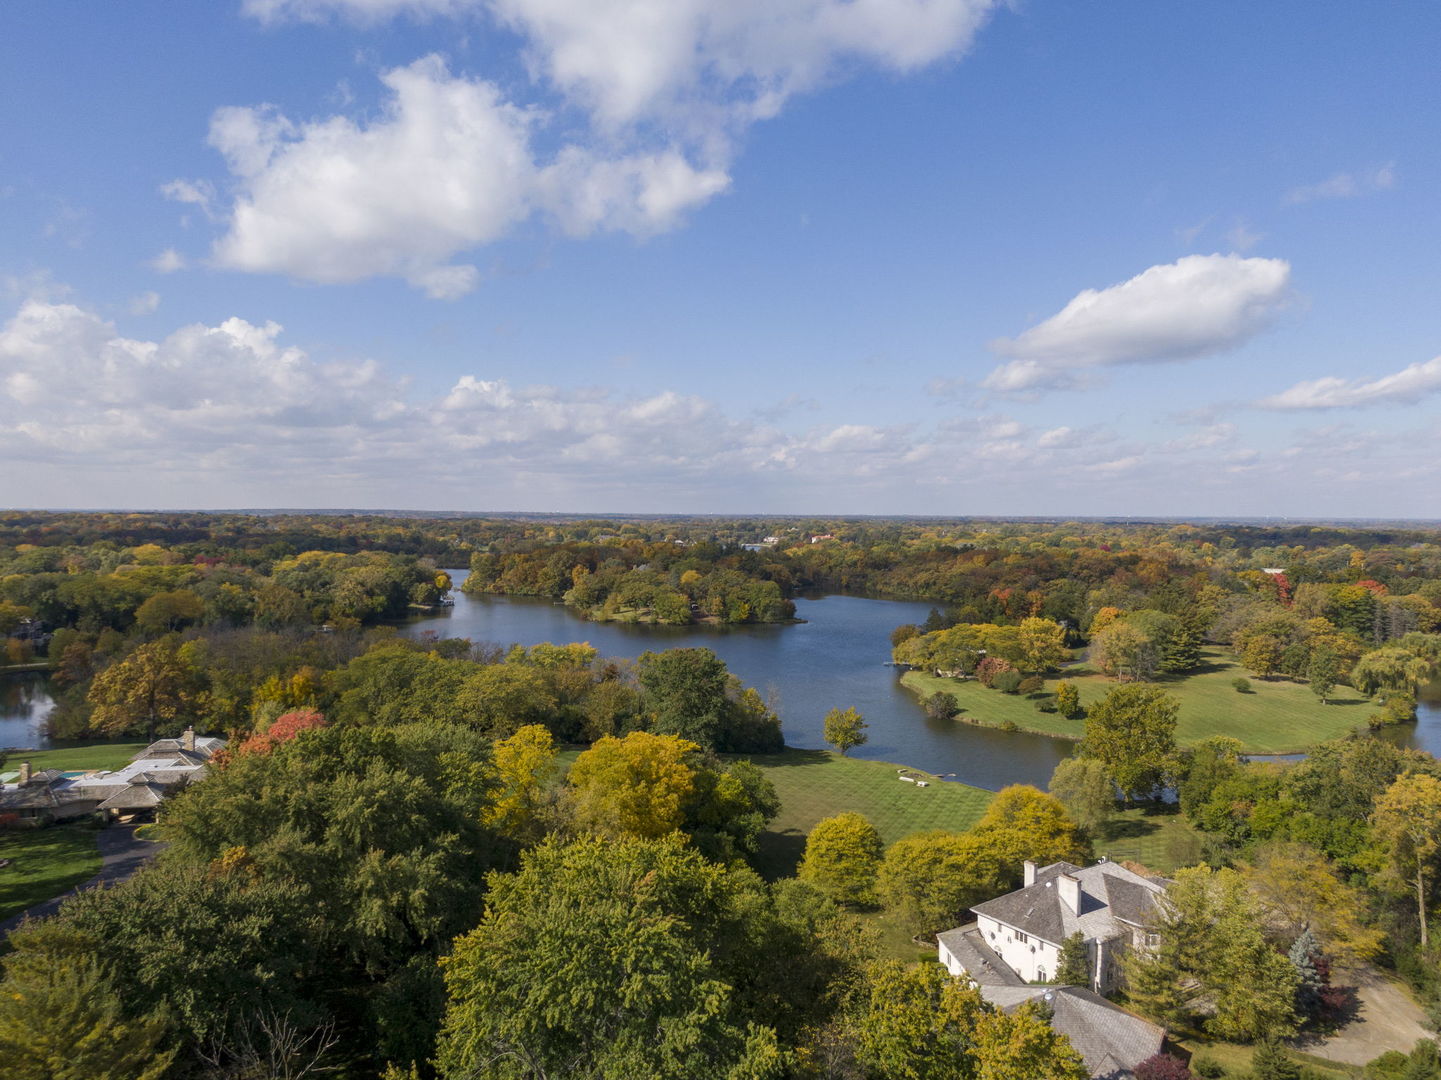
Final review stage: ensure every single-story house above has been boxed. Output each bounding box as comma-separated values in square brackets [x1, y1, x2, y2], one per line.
[0, 727, 224, 824]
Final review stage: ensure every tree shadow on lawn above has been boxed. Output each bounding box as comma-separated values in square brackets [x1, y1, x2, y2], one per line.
[754, 829, 806, 881]
[742, 748, 832, 768]
[1100, 818, 1160, 842]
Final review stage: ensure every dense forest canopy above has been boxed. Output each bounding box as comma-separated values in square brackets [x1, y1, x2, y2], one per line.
[5, 512, 1441, 1078]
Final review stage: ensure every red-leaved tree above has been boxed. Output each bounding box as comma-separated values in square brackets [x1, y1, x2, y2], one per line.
[1134, 1054, 1194, 1080]
[238, 710, 326, 756]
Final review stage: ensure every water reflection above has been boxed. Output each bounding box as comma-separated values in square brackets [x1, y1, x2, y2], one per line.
[402, 572, 1071, 790]
[0, 672, 56, 750]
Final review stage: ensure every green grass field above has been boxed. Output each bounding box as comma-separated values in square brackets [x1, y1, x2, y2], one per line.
[5, 743, 147, 774]
[739, 749, 994, 880]
[903, 648, 1370, 754]
[1094, 808, 1204, 874]
[0, 824, 100, 921]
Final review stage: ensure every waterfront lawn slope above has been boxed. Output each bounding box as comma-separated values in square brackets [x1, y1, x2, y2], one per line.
[6, 743, 148, 774]
[902, 648, 1370, 754]
[741, 749, 993, 880]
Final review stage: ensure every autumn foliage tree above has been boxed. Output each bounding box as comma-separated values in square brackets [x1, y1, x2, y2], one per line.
[87, 636, 204, 738]
[237, 709, 327, 756]
[799, 812, 883, 907]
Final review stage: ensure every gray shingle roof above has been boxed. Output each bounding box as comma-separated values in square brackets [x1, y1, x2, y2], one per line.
[970, 860, 1165, 947]
[936, 922, 1025, 986]
[979, 985, 1165, 1079]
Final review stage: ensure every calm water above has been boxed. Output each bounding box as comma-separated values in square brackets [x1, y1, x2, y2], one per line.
[0, 672, 57, 750]
[402, 572, 1072, 790]
[8, 576, 1441, 789]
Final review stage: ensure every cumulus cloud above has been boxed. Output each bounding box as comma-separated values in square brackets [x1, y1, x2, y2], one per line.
[149, 248, 187, 273]
[2, 288, 1271, 509]
[1284, 163, 1395, 205]
[181, 2, 998, 295]
[1258, 356, 1441, 410]
[983, 254, 1292, 392]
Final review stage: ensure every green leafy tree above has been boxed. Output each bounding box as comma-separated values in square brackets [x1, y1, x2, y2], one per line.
[568, 731, 699, 839]
[855, 960, 986, 1080]
[1308, 647, 1340, 704]
[1053, 931, 1090, 986]
[973, 1003, 1089, 1080]
[799, 812, 884, 907]
[1250, 1039, 1301, 1080]
[1372, 773, 1441, 950]
[1016, 617, 1070, 674]
[484, 723, 559, 842]
[435, 835, 786, 1080]
[823, 706, 868, 756]
[877, 831, 1004, 937]
[1080, 684, 1179, 802]
[1048, 756, 1115, 834]
[1054, 680, 1082, 719]
[638, 647, 732, 749]
[87, 635, 205, 738]
[0, 923, 175, 1080]
[970, 785, 1090, 880]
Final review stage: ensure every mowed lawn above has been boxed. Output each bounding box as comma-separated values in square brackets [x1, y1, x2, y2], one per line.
[1094, 809, 1204, 874]
[0, 824, 101, 921]
[6, 742, 147, 774]
[739, 749, 994, 880]
[903, 648, 1370, 754]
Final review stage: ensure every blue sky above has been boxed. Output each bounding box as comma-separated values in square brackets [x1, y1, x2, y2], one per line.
[1, 1, 1438, 515]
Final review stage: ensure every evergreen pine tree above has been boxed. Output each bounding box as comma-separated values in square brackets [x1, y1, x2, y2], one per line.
[1287, 929, 1322, 1019]
[1251, 1039, 1301, 1080]
[1053, 932, 1091, 987]
[1161, 616, 1204, 674]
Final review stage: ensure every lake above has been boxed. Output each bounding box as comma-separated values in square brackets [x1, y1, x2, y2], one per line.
[7, 571, 1441, 791]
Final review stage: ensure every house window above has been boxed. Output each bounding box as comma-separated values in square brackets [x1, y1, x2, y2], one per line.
[1037, 967, 1047, 982]
[1146, 933, 1161, 948]
[1015, 931, 1029, 944]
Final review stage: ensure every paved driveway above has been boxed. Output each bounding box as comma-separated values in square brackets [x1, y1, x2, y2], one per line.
[0, 824, 163, 936]
[1292, 966, 1432, 1065]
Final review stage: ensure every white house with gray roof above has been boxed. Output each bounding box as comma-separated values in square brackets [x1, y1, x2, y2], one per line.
[939, 858, 1168, 995]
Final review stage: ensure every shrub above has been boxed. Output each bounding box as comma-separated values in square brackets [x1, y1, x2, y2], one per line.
[999, 719, 1019, 732]
[1035, 699, 1057, 713]
[993, 670, 1024, 694]
[1055, 680, 1083, 719]
[1232, 677, 1252, 693]
[1134, 1053, 1194, 1080]
[1190, 1056, 1224, 1079]
[976, 656, 1015, 688]
[1017, 675, 1043, 695]
[924, 692, 959, 721]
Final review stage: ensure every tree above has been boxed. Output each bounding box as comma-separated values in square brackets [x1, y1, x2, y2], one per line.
[799, 812, 883, 907]
[1054, 680, 1082, 719]
[0, 922, 175, 1080]
[237, 709, 326, 756]
[1250, 1039, 1301, 1080]
[1053, 931, 1090, 987]
[1016, 617, 1069, 674]
[568, 731, 699, 839]
[971, 1003, 1089, 1080]
[1133, 1054, 1194, 1080]
[971, 785, 1089, 879]
[824, 706, 868, 756]
[1372, 773, 1441, 950]
[1048, 756, 1115, 834]
[854, 960, 986, 1080]
[133, 588, 205, 634]
[1308, 647, 1339, 703]
[1080, 684, 1179, 802]
[1093, 622, 1159, 681]
[1124, 866, 1299, 1041]
[638, 647, 732, 749]
[877, 831, 1004, 937]
[1244, 842, 1383, 964]
[435, 835, 785, 1080]
[484, 723, 559, 842]
[87, 635, 204, 738]
[1241, 633, 1286, 680]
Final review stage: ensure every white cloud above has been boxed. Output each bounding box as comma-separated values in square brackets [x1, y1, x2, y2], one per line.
[128, 291, 161, 316]
[185, 3, 999, 295]
[149, 248, 187, 273]
[1284, 163, 1396, 205]
[1258, 356, 1441, 410]
[983, 254, 1292, 392]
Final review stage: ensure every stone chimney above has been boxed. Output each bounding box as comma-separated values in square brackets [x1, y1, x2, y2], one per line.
[1023, 860, 1037, 886]
[1058, 873, 1082, 914]
[18, 760, 31, 784]
[182, 726, 196, 752]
